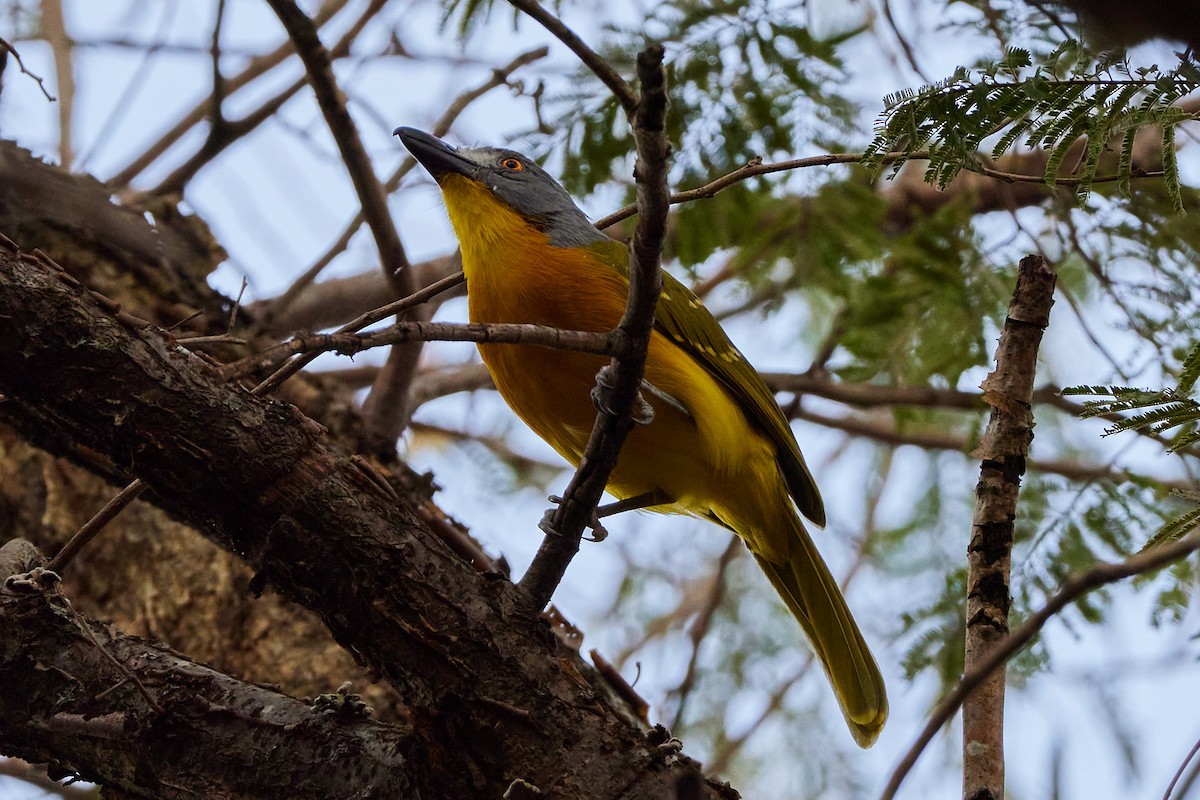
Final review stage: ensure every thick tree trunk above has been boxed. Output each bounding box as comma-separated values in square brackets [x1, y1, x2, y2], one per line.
[0, 138, 403, 720]
[0, 238, 726, 798]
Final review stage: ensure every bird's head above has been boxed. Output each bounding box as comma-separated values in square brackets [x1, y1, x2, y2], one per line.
[395, 127, 608, 249]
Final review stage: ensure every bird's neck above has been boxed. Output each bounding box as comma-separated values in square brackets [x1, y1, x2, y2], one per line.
[438, 174, 629, 331]
[440, 175, 566, 321]
[440, 175, 539, 265]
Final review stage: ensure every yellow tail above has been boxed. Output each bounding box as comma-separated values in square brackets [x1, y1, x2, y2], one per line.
[752, 518, 888, 748]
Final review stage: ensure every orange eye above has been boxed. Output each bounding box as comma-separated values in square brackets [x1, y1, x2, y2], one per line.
[500, 157, 524, 171]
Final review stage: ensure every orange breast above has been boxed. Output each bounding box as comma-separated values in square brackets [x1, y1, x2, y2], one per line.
[441, 174, 785, 538]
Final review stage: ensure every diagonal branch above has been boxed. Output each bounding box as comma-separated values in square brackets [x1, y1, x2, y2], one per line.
[0, 36, 56, 101]
[145, 0, 388, 200]
[505, 0, 638, 114]
[107, 0, 351, 186]
[264, 0, 408, 294]
[518, 45, 669, 608]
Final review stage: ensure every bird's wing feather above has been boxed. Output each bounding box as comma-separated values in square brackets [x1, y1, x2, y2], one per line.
[589, 239, 825, 526]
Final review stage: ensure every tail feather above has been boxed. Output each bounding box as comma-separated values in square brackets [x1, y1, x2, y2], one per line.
[753, 529, 888, 748]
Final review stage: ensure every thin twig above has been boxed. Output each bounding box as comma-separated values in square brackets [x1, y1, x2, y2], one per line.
[593, 151, 1164, 230]
[590, 649, 650, 724]
[54, 590, 165, 715]
[268, 0, 422, 447]
[881, 529, 1200, 800]
[505, 0, 637, 114]
[47, 479, 147, 574]
[0, 36, 56, 101]
[77, 3, 178, 170]
[147, 0, 385, 198]
[1164, 732, 1200, 800]
[246, 271, 465, 394]
[880, 0, 930, 82]
[264, 0, 409, 289]
[518, 45, 670, 609]
[668, 538, 740, 730]
[789, 405, 1189, 488]
[234, 320, 620, 383]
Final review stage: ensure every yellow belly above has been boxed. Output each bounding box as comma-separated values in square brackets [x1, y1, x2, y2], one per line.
[467, 245, 783, 540]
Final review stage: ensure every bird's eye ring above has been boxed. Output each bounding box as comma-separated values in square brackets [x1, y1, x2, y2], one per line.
[500, 157, 524, 171]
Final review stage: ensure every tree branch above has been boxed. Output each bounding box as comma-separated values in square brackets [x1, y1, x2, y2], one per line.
[225, 318, 623, 382]
[40, 0, 74, 167]
[962, 254, 1056, 800]
[264, 0, 419, 451]
[0, 36, 56, 101]
[789, 405, 1187, 488]
[107, 0, 351, 186]
[505, 0, 638, 114]
[594, 144, 1169, 230]
[518, 44, 670, 609]
[255, 1, 400, 272]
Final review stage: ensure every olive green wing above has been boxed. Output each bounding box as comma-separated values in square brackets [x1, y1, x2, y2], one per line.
[655, 271, 825, 526]
[587, 240, 825, 526]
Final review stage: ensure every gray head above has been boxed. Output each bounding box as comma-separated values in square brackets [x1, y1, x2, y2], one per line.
[395, 127, 609, 248]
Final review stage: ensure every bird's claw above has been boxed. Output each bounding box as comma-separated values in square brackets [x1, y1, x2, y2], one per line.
[590, 365, 655, 425]
[540, 495, 609, 542]
[630, 393, 655, 425]
[647, 723, 683, 756]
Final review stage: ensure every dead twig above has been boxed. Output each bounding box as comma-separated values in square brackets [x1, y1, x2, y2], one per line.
[962, 255, 1056, 800]
[0, 35, 56, 101]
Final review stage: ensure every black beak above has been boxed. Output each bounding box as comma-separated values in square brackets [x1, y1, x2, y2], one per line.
[394, 127, 477, 180]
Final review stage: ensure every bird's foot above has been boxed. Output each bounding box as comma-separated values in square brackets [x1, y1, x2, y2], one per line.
[540, 495, 609, 542]
[647, 723, 683, 757]
[591, 364, 655, 425]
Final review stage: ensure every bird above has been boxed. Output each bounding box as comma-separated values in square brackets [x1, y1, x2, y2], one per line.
[396, 126, 887, 747]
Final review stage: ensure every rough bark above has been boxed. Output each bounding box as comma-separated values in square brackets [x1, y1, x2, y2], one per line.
[0, 539, 422, 799]
[0, 139, 399, 721]
[963, 254, 1056, 800]
[0, 242, 726, 798]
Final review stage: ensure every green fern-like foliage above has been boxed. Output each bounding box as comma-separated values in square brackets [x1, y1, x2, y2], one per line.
[1063, 342, 1200, 547]
[542, 0, 859, 194]
[862, 43, 1200, 210]
[1064, 342, 1200, 450]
